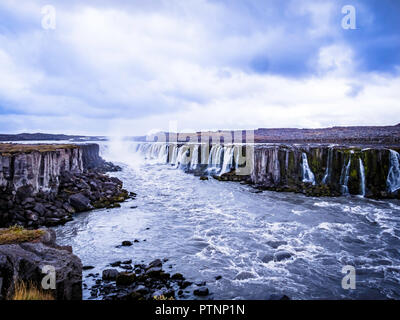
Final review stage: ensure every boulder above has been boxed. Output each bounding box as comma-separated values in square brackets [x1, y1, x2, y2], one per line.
[62, 203, 75, 214]
[0, 229, 82, 300]
[102, 269, 119, 281]
[121, 241, 133, 247]
[69, 193, 92, 212]
[33, 203, 46, 216]
[148, 259, 162, 269]
[193, 287, 209, 296]
[116, 272, 136, 286]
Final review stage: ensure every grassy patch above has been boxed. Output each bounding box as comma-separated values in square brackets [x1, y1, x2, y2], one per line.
[0, 226, 45, 245]
[12, 281, 55, 301]
[153, 295, 175, 300]
[0, 143, 78, 156]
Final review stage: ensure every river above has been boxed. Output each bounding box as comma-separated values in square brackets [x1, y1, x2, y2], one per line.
[54, 141, 400, 300]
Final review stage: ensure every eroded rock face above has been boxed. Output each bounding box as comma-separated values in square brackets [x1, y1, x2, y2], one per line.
[0, 144, 130, 228]
[0, 229, 82, 300]
[233, 145, 400, 199]
[0, 147, 83, 196]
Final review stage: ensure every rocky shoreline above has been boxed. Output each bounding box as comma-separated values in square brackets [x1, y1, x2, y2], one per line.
[87, 257, 211, 300]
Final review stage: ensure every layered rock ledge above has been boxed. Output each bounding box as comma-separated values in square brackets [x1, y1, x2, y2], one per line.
[0, 143, 132, 227]
[0, 227, 82, 300]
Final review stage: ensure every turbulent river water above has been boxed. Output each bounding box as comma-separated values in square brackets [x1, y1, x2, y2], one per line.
[54, 141, 400, 300]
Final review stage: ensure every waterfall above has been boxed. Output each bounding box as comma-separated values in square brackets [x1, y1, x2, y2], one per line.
[322, 148, 333, 184]
[175, 145, 191, 168]
[170, 145, 178, 165]
[207, 145, 224, 174]
[190, 145, 199, 170]
[387, 150, 400, 193]
[159, 144, 168, 163]
[340, 153, 352, 195]
[235, 146, 241, 170]
[359, 158, 366, 197]
[220, 146, 235, 175]
[301, 153, 316, 185]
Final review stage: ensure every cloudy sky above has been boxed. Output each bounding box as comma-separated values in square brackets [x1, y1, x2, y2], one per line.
[0, 0, 399, 136]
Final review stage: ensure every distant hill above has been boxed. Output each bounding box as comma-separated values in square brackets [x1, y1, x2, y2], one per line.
[0, 133, 106, 142]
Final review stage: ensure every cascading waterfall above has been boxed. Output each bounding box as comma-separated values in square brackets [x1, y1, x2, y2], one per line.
[123, 141, 399, 198]
[170, 145, 179, 165]
[190, 145, 199, 170]
[359, 158, 366, 197]
[220, 146, 235, 176]
[387, 150, 400, 193]
[175, 145, 191, 168]
[322, 148, 333, 184]
[340, 153, 352, 195]
[301, 153, 316, 185]
[207, 145, 224, 174]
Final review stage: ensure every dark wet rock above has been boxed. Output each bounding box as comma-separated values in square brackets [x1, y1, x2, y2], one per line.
[69, 193, 92, 212]
[274, 250, 293, 262]
[83, 266, 95, 270]
[116, 272, 136, 286]
[215, 275, 222, 280]
[110, 261, 122, 267]
[134, 285, 149, 294]
[122, 260, 132, 264]
[148, 259, 163, 269]
[94, 259, 205, 300]
[200, 176, 209, 181]
[33, 203, 46, 215]
[180, 281, 192, 289]
[102, 269, 119, 281]
[63, 203, 75, 214]
[193, 287, 209, 296]
[134, 239, 140, 243]
[269, 294, 291, 300]
[121, 241, 133, 247]
[171, 273, 184, 280]
[120, 265, 133, 270]
[195, 281, 206, 286]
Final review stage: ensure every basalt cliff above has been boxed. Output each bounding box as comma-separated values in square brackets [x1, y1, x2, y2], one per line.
[0, 143, 131, 228]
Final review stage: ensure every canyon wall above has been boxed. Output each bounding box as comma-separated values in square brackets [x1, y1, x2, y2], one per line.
[0, 144, 129, 228]
[0, 146, 83, 197]
[135, 142, 400, 199]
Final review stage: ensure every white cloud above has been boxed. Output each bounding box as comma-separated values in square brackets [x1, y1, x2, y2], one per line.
[0, 0, 399, 135]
